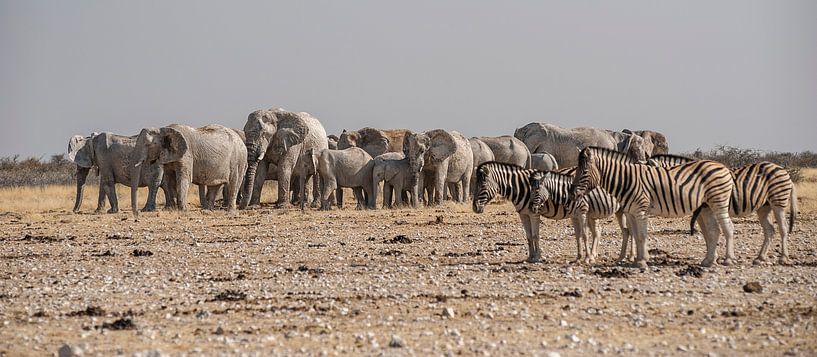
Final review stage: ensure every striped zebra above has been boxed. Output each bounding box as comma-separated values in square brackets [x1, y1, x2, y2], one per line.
[472, 161, 627, 263]
[529, 167, 629, 264]
[572, 147, 736, 268]
[649, 154, 798, 264]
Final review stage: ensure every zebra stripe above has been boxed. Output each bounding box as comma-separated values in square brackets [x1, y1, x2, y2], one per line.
[573, 147, 736, 268]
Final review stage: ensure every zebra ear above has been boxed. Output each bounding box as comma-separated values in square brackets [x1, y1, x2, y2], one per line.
[479, 165, 489, 175]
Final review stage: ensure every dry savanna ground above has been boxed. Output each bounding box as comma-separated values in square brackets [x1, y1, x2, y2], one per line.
[1, 170, 816, 356]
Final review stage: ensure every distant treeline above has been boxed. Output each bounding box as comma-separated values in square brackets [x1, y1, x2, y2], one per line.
[1, 146, 816, 187]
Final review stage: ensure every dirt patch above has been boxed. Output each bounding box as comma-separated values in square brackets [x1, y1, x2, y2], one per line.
[67, 306, 106, 317]
[591, 267, 631, 279]
[676, 265, 704, 278]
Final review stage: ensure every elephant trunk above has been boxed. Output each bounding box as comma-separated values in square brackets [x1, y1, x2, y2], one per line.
[131, 163, 143, 217]
[73, 167, 91, 213]
[239, 160, 258, 209]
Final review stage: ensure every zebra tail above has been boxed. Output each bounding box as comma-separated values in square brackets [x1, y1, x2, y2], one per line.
[789, 185, 798, 233]
[689, 206, 703, 235]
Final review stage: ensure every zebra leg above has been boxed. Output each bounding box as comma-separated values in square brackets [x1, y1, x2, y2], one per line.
[753, 205, 774, 265]
[587, 218, 599, 265]
[530, 214, 542, 262]
[714, 206, 736, 266]
[570, 216, 585, 263]
[698, 208, 719, 267]
[518, 213, 540, 263]
[631, 213, 650, 269]
[772, 204, 791, 265]
[616, 213, 632, 263]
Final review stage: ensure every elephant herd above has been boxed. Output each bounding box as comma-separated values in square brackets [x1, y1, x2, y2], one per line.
[67, 107, 669, 215]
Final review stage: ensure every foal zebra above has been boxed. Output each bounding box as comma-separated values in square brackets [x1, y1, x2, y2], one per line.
[529, 168, 629, 263]
[472, 161, 627, 263]
[649, 154, 798, 264]
[572, 147, 736, 268]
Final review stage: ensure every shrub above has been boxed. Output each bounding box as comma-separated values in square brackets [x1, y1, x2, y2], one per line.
[683, 145, 816, 183]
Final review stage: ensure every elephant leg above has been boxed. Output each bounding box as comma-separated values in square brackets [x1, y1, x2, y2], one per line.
[382, 182, 392, 209]
[198, 185, 207, 209]
[205, 185, 219, 210]
[164, 173, 179, 210]
[337, 187, 344, 209]
[352, 187, 365, 210]
[311, 175, 321, 207]
[275, 166, 293, 208]
[95, 182, 106, 213]
[176, 167, 192, 211]
[106, 181, 119, 213]
[461, 174, 471, 202]
[142, 182, 159, 212]
[433, 173, 445, 206]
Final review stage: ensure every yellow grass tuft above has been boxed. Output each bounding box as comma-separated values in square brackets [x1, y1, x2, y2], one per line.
[795, 168, 817, 213]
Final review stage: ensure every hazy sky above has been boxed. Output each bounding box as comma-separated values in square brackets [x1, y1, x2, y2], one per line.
[2, 1, 816, 158]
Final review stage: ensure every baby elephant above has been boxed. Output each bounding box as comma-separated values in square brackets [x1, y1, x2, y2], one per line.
[305, 147, 375, 210]
[530, 152, 559, 171]
[371, 152, 421, 208]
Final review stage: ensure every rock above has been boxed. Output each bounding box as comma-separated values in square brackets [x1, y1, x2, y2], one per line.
[743, 282, 763, 293]
[389, 334, 406, 348]
[442, 307, 456, 318]
[58, 344, 83, 357]
[214, 326, 224, 335]
[567, 334, 580, 343]
[132, 350, 165, 357]
[546, 352, 561, 357]
[559, 319, 567, 327]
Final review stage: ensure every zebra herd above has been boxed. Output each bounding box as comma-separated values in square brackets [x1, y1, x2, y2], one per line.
[472, 148, 797, 269]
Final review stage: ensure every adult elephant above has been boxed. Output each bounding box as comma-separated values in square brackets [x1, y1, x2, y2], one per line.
[624, 129, 669, 155]
[130, 124, 247, 214]
[68, 132, 167, 213]
[240, 108, 328, 209]
[405, 129, 473, 205]
[468, 137, 495, 196]
[513, 122, 648, 168]
[477, 136, 531, 168]
[337, 127, 410, 158]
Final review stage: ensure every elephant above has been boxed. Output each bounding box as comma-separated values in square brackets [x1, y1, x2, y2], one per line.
[477, 136, 531, 168]
[327, 135, 339, 150]
[371, 152, 421, 208]
[337, 127, 410, 158]
[530, 152, 559, 171]
[302, 147, 375, 210]
[130, 124, 247, 214]
[405, 129, 473, 205]
[468, 137, 495, 196]
[68, 132, 167, 213]
[240, 108, 328, 209]
[624, 129, 669, 155]
[513, 122, 648, 168]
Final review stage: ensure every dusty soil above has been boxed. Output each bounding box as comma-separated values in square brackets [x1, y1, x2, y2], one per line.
[0, 202, 815, 356]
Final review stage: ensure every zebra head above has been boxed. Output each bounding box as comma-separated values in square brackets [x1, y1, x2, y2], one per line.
[529, 171, 549, 214]
[472, 164, 499, 213]
[571, 147, 600, 201]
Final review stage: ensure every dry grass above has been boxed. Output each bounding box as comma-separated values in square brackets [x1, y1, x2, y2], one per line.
[796, 168, 817, 213]
[1, 175, 815, 215]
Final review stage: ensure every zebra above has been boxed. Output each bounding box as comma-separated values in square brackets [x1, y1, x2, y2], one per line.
[571, 147, 736, 268]
[529, 167, 629, 264]
[471, 161, 627, 263]
[649, 154, 798, 264]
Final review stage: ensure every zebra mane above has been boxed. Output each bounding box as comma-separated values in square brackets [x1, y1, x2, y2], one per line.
[649, 154, 694, 162]
[477, 161, 526, 170]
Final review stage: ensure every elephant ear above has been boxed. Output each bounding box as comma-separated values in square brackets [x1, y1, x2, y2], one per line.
[280, 126, 309, 153]
[68, 135, 94, 168]
[158, 127, 188, 164]
[358, 127, 390, 156]
[425, 129, 457, 162]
